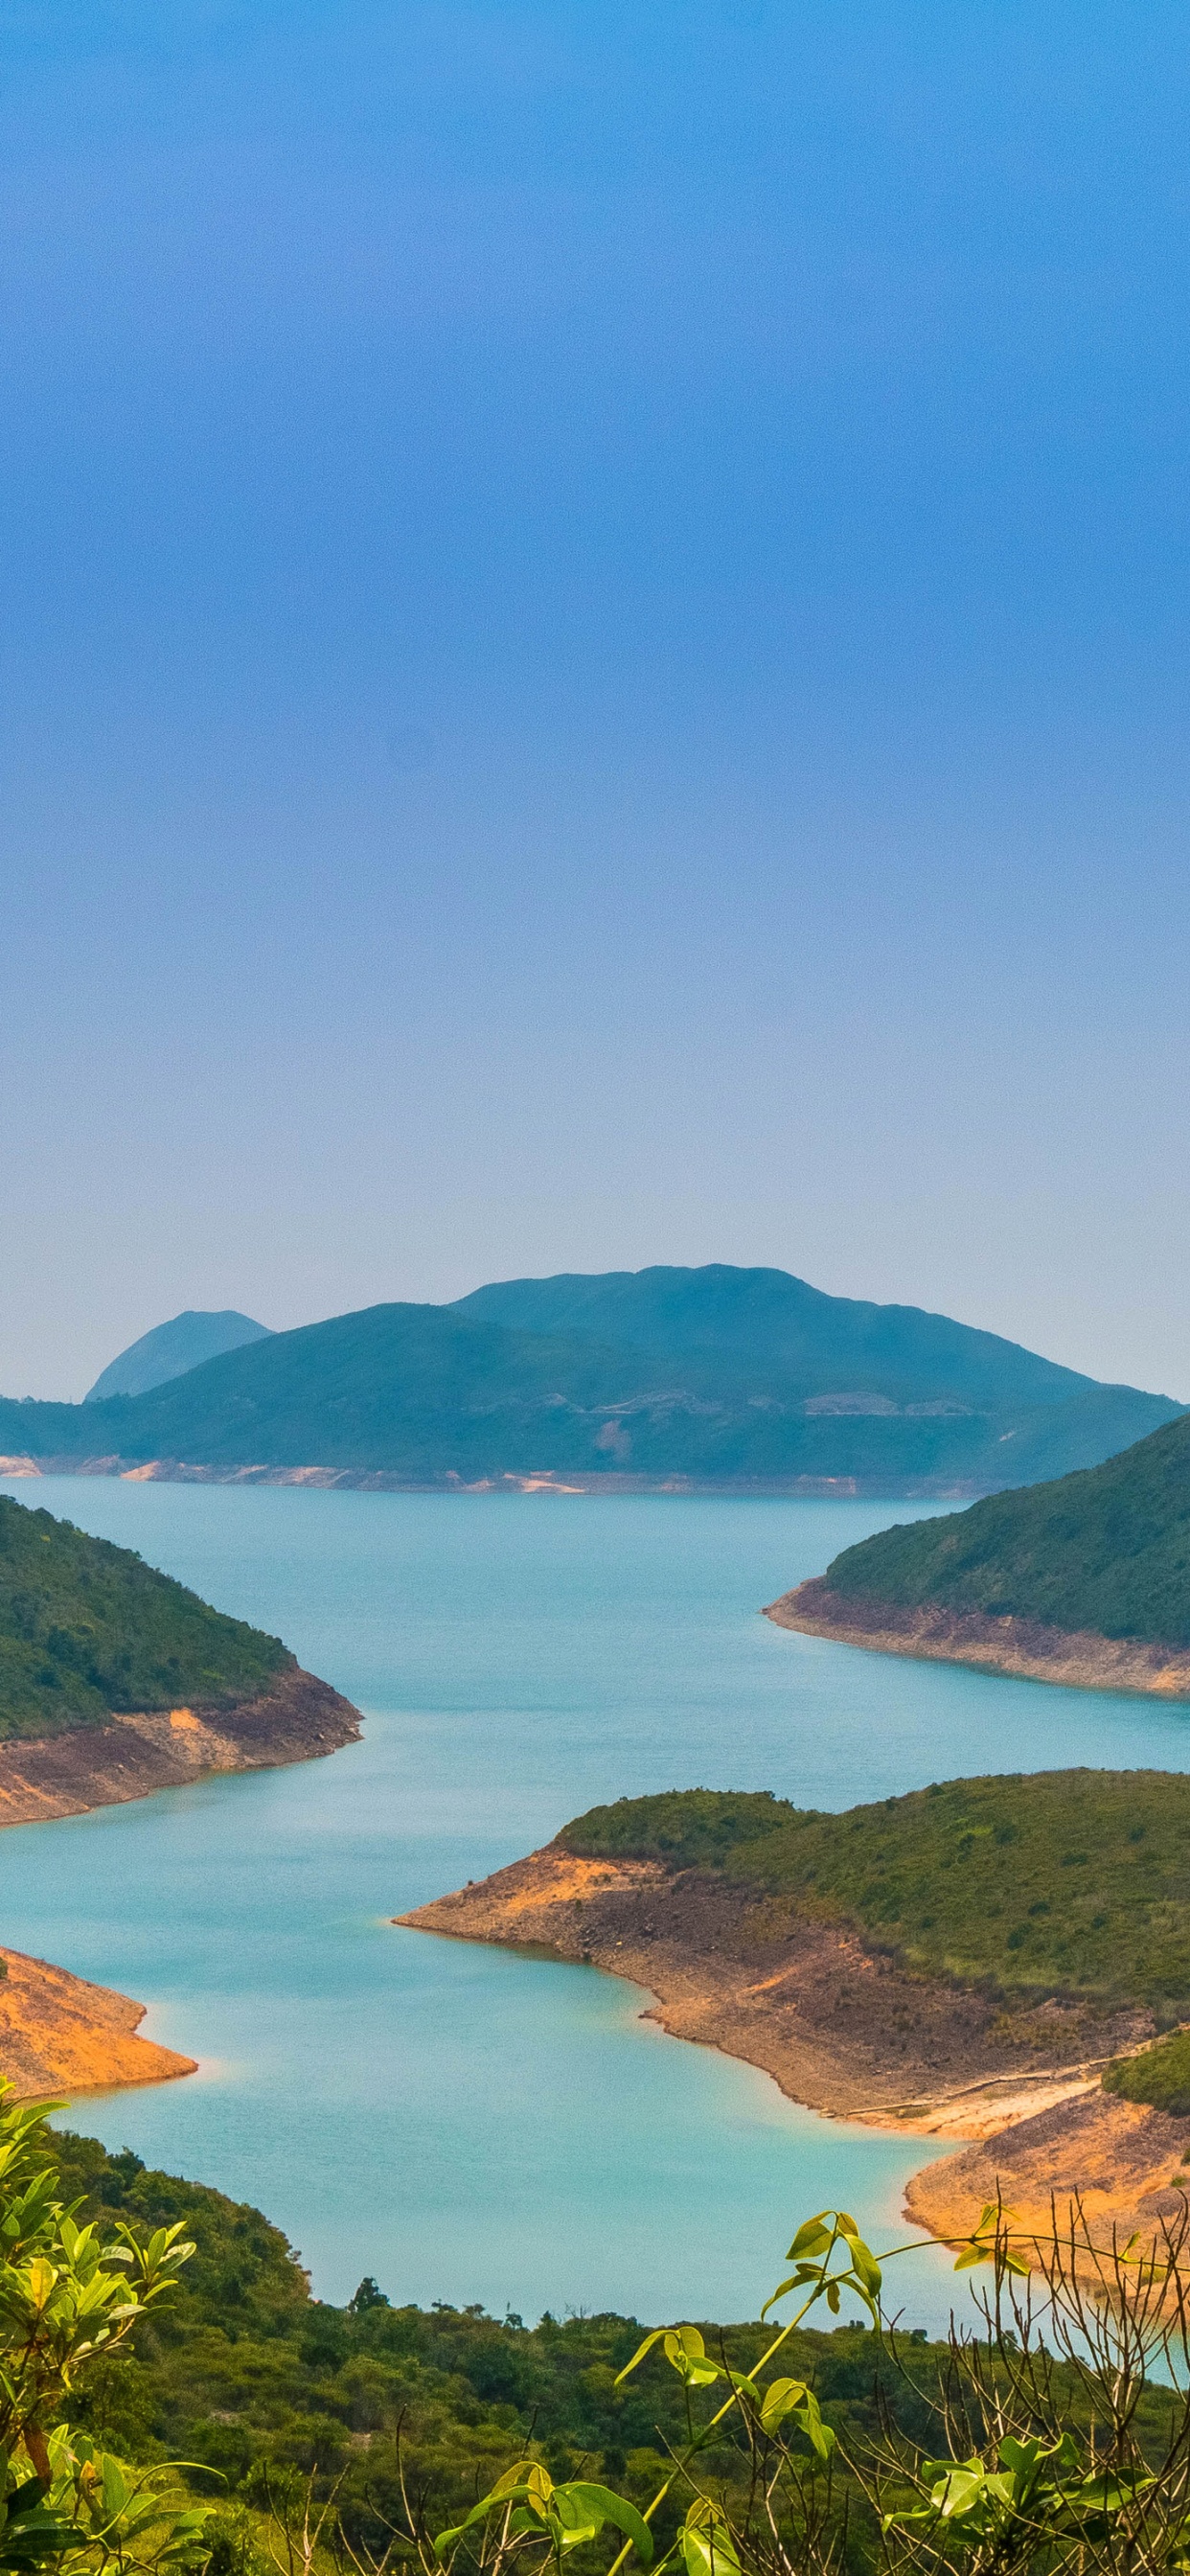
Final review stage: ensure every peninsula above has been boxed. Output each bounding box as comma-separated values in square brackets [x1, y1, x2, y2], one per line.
[399, 1777, 1190, 2253]
[766, 1408, 1190, 1694]
[0, 1947, 196, 2098]
[0, 1492, 360, 1823]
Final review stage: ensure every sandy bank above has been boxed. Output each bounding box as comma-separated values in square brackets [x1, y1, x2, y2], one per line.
[905, 2083, 1190, 2248]
[764, 1581, 1190, 1698]
[7, 1460, 983, 1498]
[399, 1845, 1190, 2266]
[395, 1844, 1123, 2140]
[0, 1947, 195, 2098]
[0, 1665, 361, 1829]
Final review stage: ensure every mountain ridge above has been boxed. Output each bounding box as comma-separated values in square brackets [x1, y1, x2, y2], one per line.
[3, 1268, 1180, 1498]
[85, 1309, 272, 1402]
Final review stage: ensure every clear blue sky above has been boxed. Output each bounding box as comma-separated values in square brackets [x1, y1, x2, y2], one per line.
[2, 2, 1187, 1400]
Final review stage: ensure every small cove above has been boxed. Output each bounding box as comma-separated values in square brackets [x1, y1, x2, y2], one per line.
[4, 1478, 1190, 2333]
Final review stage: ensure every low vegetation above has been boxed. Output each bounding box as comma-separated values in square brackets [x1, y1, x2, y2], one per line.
[0, 1497, 290, 1737]
[561, 1773, 1190, 2011]
[48, 2127, 1190, 2576]
[1105, 2028, 1190, 2116]
[817, 1410, 1190, 1646]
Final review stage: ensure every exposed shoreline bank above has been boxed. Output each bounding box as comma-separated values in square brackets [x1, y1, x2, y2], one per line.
[397, 1844, 1190, 2261]
[0, 1946, 197, 2098]
[765, 1580, 1190, 1698]
[2, 1457, 993, 1500]
[0, 1665, 361, 1830]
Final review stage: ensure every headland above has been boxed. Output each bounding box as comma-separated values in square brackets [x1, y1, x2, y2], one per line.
[397, 1777, 1190, 2262]
[766, 1410, 1190, 1697]
[765, 1582, 1190, 1696]
[0, 1946, 196, 2097]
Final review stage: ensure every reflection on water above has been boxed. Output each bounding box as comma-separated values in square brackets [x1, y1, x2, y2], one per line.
[2, 1479, 1187, 2329]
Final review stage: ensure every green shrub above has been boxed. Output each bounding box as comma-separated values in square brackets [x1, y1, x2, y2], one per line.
[1104, 2028, 1190, 2114]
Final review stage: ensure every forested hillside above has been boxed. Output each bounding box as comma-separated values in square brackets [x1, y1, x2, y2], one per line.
[561, 1769, 1190, 2009]
[818, 1411, 1190, 1646]
[0, 1496, 290, 1736]
[47, 2128, 956, 2551]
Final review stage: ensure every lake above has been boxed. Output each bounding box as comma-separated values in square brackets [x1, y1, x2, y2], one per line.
[3, 1477, 1189, 2334]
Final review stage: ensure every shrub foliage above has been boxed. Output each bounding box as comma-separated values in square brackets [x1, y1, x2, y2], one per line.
[0, 1499, 290, 1737]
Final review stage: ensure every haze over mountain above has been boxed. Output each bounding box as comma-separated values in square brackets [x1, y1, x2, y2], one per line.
[1, 1269, 1179, 1497]
[84, 1311, 273, 1403]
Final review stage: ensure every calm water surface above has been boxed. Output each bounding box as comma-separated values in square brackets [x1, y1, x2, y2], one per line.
[4, 1480, 1189, 2333]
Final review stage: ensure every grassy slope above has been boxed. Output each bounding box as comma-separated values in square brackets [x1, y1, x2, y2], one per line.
[0, 1497, 290, 1737]
[818, 1412, 1190, 1646]
[0, 1282, 1179, 1489]
[560, 1775, 1190, 2011]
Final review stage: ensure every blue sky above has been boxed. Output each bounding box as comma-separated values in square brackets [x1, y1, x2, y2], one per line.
[2, 2, 1188, 1399]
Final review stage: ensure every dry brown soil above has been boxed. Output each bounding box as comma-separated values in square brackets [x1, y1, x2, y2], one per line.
[0, 1666, 361, 1828]
[396, 1846, 1138, 2137]
[765, 1582, 1190, 1698]
[0, 1948, 196, 2097]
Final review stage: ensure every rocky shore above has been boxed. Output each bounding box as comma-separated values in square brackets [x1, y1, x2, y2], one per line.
[0, 1665, 361, 1829]
[765, 1580, 1190, 1698]
[398, 1840, 1190, 2261]
[0, 1947, 196, 2097]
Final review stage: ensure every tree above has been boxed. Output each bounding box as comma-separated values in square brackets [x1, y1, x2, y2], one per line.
[0, 2083, 204, 2576]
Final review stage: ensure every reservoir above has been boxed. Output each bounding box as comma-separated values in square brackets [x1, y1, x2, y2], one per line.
[3, 1478, 1188, 2333]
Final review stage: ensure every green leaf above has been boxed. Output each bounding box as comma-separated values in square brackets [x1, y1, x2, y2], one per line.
[558, 2484, 653, 2564]
[758, 2376, 809, 2432]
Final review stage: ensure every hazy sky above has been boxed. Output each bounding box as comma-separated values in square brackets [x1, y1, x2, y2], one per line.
[3, 2, 1188, 1400]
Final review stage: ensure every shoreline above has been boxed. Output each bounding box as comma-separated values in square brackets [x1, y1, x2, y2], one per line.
[3, 1458, 995, 1501]
[0, 1667, 360, 2101]
[396, 1844, 1188, 2260]
[0, 1946, 197, 2099]
[764, 1581, 1190, 1698]
[0, 1665, 361, 1831]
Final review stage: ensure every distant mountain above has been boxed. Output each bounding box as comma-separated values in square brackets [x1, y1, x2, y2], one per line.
[454, 1266, 1109, 1407]
[1, 1268, 1180, 1496]
[768, 1410, 1190, 1689]
[85, 1310, 273, 1402]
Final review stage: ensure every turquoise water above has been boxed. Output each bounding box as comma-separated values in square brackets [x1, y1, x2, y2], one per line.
[3, 1479, 1190, 2334]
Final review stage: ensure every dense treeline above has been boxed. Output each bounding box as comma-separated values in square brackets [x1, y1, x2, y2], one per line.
[53, 2128, 946, 2559]
[0, 1498, 289, 1736]
[561, 1771, 1190, 2011]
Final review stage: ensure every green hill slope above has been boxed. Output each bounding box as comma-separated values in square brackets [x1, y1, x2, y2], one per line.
[0, 1271, 1180, 1494]
[0, 1495, 290, 1737]
[560, 1771, 1190, 2011]
[453, 1264, 1100, 1407]
[817, 1411, 1190, 1647]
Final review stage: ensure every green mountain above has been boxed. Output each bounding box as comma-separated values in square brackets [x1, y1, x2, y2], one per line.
[85, 1309, 272, 1402]
[816, 1410, 1190, 1647]
[561, 1769, 1190, 2011]
[454, 1264, 1104, 1405]
[0, 1268, 1180, 1494]
[0, 1494, 290, 1737]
